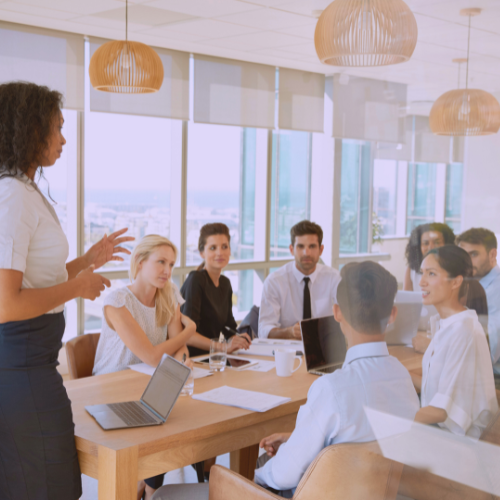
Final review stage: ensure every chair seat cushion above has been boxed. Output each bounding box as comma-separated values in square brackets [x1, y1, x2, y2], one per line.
[151, 483, 209, 500]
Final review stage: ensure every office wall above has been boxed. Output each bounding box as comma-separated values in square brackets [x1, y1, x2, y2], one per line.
[373, 237, 409, 286]
[462, 92, 500, 233]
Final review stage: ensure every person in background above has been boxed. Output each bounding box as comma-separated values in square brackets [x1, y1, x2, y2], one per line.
[254, 262, 420, 496]
[93, 234, 196, 500]
[412, 245, 497, 437]
[457, 228, 500, 388]
[181, 223, 251, 357]
[259, 221, 340, 339]
[404, 222, 455, 292]
[0, 82, 133, 500]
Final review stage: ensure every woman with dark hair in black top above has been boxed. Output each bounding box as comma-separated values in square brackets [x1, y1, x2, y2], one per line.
[181, 223, 251, 357]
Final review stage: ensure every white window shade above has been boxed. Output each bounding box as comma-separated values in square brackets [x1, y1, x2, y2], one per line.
[89, 37, 189, 120]
[278, 68, 324, 133]
[194, 54, 275, 129]
[333, 74, 407, 143]
[0, 21, 84, 110]
[375, 115, 413, 161]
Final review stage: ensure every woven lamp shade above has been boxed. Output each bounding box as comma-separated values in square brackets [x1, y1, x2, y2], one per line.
[89, 40, 164, 93]
[429, 89, 500, 136]
[315, 0, 418, 66]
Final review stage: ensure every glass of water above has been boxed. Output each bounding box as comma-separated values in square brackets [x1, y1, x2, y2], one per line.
[210, 337, 227, 372]
[180, 368, 194, 396]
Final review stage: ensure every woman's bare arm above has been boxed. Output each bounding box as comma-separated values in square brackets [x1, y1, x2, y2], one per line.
[0, 267, 110, 323]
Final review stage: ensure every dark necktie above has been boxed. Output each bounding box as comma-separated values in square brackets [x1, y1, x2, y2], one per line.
[303, 277, 312, 320]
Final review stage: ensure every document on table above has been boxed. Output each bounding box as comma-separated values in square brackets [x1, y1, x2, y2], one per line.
[192, 385, 290, 412]
[243, 360, 276, 372]
[236, 338, 304, 357]
[129, 363, 213, 380]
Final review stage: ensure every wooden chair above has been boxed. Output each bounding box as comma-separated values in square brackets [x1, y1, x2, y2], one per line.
[65, 333, 100, 380]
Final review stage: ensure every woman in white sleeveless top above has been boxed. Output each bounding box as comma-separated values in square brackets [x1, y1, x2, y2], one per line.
[93, 235, 196, 499]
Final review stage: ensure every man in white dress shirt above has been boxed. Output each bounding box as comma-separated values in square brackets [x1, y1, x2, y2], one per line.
[259, 221, 341, 339]
[254, 262, 420, 495]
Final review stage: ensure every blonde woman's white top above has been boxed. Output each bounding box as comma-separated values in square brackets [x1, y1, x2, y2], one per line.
[0, 175, 68, 313]
[93, 284, 185, 376]
[421, 309, 498, 438]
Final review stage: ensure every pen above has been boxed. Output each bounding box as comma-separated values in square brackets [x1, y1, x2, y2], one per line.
[225, 326, 251, 341]
[182, 353, 186, 364]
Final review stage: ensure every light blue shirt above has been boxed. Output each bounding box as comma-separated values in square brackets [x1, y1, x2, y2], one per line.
[480, 265, 500, 374]
[253, 342, 420, 492]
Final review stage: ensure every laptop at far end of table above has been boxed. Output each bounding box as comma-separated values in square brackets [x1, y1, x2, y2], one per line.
[300, 315, 347, 376]
[384, 291, 423, 346]
[85, 354, 190, 430]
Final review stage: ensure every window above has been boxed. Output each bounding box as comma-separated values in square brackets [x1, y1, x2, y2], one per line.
[406, 162, 437, 233]
[445, 163, 463, 232]
[224, 269, 264, 320]
[270, 130, 312, 258]
[340, 140, 371, 253]
[373, 159, 398, 237]
[84, 112, 176, 270]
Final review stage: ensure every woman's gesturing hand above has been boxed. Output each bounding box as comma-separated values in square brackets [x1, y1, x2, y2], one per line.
[76, 265, 111, 300]
[227, 332, 251, 354]
[259, 433, 292, 457]
[85, 228, 135, 270]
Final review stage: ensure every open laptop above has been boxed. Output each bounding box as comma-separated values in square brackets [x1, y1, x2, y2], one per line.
[300, 315, 347, 376]
[85, 354, 190, 430]
[385, 291, 423, 346]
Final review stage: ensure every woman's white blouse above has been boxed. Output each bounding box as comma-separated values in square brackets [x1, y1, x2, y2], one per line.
[0, 175, 68, 313]
[422, 309, 498, 438]
[92, 285, 185, 376]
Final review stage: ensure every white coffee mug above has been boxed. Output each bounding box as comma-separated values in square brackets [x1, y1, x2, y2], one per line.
[275, 348, 303, 377]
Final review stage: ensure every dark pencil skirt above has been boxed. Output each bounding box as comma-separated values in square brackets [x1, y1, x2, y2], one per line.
[0, 313, 82, 500]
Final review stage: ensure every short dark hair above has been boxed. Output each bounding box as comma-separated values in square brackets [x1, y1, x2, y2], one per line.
[456, 228, 497, 253]
[290, 220, 323, 246]
[405, 222, 456, 272]
[426, 245, 473, 299]
[337, 261, 398, 335]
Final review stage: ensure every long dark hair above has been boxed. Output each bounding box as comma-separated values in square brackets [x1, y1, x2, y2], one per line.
[426, 245, 472, 299]
[405, 223, 456, 272]
[197, 223, 231, 271]
[465, 279, 488, 316]
[0, 82, 63, 180]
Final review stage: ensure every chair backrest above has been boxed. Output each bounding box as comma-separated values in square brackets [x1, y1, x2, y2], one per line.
[65, 333, 100, 380]
[237, 305, 259, 339]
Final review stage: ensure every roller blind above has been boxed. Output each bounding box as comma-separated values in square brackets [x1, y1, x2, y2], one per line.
[0, 21, 84, 110]
[374, 115, 412, 161]
[333, 74, 407, 143]
[89, 37, 189, 120]
[194, 54, 275, 129]
[278, 68, 324, 132]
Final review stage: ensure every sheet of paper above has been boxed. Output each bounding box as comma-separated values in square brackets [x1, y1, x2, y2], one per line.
[129, 363, 212, 379]
[243, 360, 276, 372]
[236, 339, 304, 357]
[192, 385, 290, 412]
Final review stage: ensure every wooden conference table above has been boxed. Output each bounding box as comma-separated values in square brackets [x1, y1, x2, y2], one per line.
[65, 346, 423, 500]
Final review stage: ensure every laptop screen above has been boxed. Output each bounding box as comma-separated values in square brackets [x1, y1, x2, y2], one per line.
[301, 315, 347, 371]
[141, 355, 190, 419]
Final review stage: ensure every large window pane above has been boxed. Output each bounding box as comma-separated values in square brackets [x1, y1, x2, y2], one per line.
[224, 269, 264, 321]
[373, 159, 398, 237]
[445, 163, 463, 232]
[186, 123, 257, 265]
[270, 130, 312, 259]
[85, 112, 175, 270]
[406, 162, 437, 233]
[340, 140, 371, 254]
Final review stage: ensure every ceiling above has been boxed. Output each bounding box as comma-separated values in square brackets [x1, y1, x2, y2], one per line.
[1, 0, 500, 104]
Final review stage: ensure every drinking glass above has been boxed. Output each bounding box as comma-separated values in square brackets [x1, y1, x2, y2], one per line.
[180, 368, 194, 396]
[210, 337, 227, 372]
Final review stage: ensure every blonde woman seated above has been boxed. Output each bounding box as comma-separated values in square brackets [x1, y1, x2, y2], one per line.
[93, 234, 196, 499]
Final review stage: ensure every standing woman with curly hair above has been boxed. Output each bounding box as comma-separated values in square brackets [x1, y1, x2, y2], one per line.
[403, 222, 456, 291]
[0, 82, 133, 500]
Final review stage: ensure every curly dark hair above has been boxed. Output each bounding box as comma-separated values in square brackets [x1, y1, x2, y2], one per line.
[0, 82, 63, 179]
[405, 222, 456, 272]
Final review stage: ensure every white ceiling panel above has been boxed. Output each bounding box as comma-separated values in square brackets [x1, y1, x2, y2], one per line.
[0, 1, 76, 19]
[136, 25, 206, 41]
[146, 0, 256, 18]
[217, 7, 311, 30]
[13, 0, 125, 16]
[93, 5, 196, 26]
[70, 15, 150, 33]
[276, 20, 316, 39]
[204, 30, 306, 50]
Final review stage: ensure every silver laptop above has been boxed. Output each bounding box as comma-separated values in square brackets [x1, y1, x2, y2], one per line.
[300, 315, 347, 376]
[384, 291, 423, 346]
[85, 354, 190, 430]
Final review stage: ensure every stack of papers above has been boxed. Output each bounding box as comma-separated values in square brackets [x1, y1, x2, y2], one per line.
[129, 362, 213, 380]
[243, 360, 276, 372]
[192, 385, 290, 412]
[236, 338, 304, 357]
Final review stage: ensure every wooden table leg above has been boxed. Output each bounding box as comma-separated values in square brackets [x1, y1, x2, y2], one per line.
[98, 445, 138, 500]
[230, 444, 259, 481]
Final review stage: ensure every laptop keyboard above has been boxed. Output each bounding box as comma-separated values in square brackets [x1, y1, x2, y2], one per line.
[108, 401, 158, 426]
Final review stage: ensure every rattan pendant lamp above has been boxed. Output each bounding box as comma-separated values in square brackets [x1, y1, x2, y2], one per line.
[89, 0, 164, 93]
[429, 8, 500, 136]
[314, 0, 418, 66]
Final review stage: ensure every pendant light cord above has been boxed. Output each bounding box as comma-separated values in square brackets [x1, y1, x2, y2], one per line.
[465, 14, 471, 90]
[125, 0, 128, 42]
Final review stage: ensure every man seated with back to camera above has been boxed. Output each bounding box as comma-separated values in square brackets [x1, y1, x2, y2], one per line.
[258, 220, 341, 340]
[457, 228, 500, 387]
[253, 262, 420, 497]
